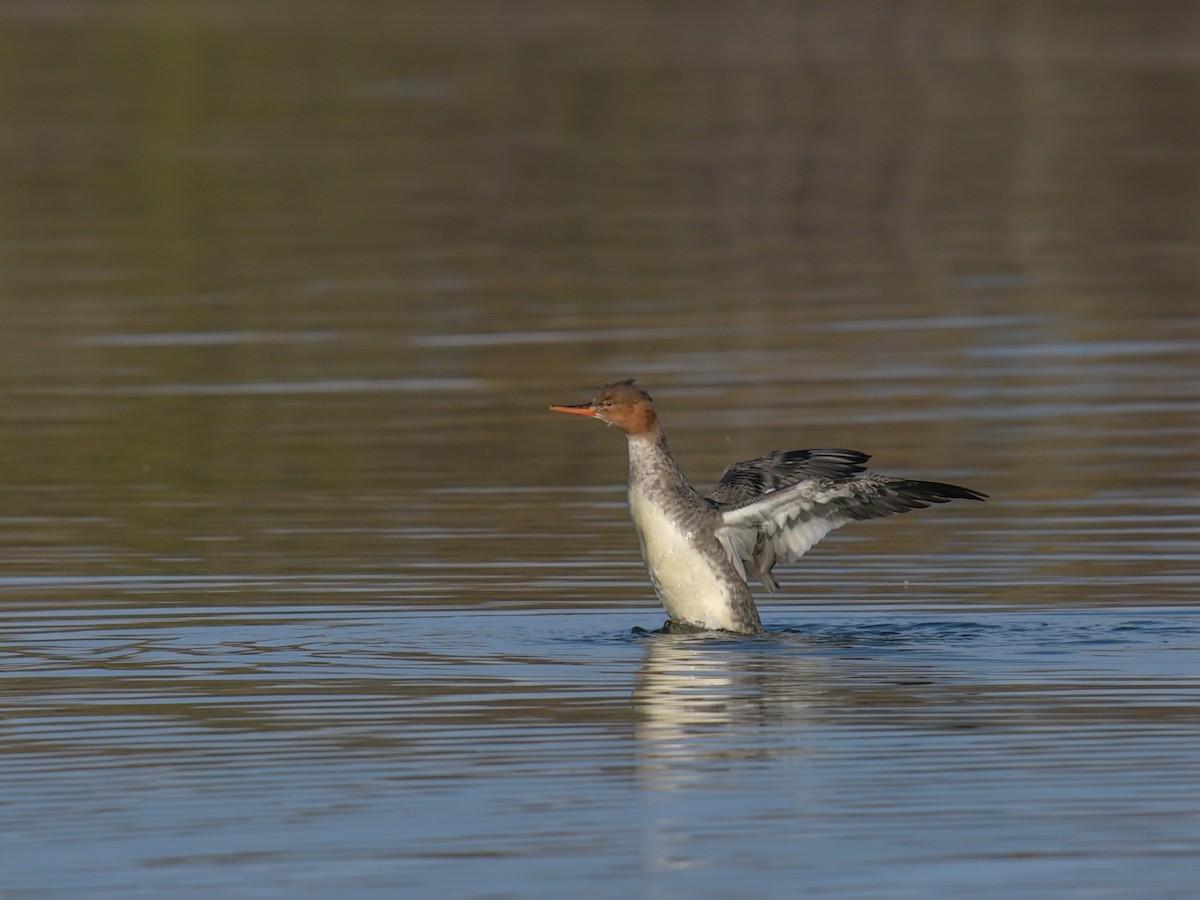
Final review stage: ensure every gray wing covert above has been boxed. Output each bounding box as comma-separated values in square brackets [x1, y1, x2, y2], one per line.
[705, 449, 870, 508]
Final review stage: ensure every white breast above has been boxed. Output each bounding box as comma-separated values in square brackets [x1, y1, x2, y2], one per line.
[628, 488, 741, 631]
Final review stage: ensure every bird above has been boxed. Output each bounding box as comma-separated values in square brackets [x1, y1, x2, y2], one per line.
[550, 379, 986, 635]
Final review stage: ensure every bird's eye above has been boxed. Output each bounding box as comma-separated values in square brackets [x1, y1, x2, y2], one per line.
[601, 399, 612, 407]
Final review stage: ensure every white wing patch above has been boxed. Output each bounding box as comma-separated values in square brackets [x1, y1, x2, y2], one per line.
[714, 483, 854, 588]
[779, 514, 839, 558]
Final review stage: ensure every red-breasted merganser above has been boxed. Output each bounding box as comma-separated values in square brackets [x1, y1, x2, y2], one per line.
[551, 379, 986, 634]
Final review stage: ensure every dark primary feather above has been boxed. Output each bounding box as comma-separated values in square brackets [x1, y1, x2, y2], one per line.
[705, 449, 871, 508]
[836, 479, 988, 520]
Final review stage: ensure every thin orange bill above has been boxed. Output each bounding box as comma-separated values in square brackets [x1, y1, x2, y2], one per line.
[549, 403, 596, 417]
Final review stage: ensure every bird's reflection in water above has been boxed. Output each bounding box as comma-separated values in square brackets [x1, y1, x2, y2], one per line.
[629, 621, 969, 786]
[630, 632, 831, 873]
[632, 633, 829, 786]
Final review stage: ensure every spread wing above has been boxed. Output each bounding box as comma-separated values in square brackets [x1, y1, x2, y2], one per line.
[710, 461, 986, 591]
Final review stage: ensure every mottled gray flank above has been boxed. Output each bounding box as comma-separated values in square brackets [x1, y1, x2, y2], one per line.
[626, 429, 764, 634]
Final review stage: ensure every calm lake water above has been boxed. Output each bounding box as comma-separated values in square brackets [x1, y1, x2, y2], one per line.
[2, 2, 1199, 897]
